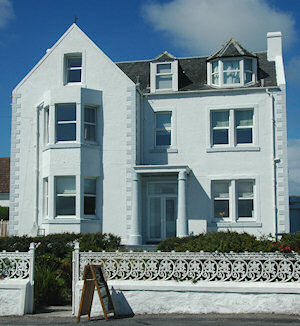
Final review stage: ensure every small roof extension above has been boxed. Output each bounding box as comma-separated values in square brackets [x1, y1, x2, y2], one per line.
[207, 38, 256, 61]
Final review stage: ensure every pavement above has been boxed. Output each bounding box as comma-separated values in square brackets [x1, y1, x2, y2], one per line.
[1, 306, 300, 325]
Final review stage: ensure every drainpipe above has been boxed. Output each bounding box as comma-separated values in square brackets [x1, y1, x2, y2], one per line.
[266, 88, 278, 240]
[33, 105, 42, 235]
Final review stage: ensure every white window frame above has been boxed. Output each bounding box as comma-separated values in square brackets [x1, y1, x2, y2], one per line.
[152, 107, 177, 152]
[84, 106, 97, 143]
[155, 111, 172, 148]
[84, 178, 97, 216]
[207, 105, 258, 151]
[55, 176, 76, 217]
[150, 61, 178, 93]
[55, 103, 77, 143]
[64, 53, 82, 84]
[211, 179, 256, 223]
[207, 58, 257, 87]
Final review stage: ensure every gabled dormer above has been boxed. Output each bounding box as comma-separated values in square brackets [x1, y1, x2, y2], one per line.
[207, 38, 257, 88]
[150, 51, 178, 93]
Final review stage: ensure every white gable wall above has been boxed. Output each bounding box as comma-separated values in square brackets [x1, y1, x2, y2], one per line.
[10, 25, 136, 240]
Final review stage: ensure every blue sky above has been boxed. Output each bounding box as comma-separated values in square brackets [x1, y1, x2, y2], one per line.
[0, 0, 300, 193]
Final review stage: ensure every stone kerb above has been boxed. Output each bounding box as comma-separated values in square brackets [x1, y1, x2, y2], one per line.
[72, 245, 300, 315]
[0, 243, 35, 316]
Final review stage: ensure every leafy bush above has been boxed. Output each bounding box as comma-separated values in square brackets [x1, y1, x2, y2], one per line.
[0, 206, 9, 220]
[0, 232, 122, 310]
[157, 231, 277, 253]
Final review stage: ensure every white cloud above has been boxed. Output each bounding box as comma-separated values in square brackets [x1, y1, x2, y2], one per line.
[286, 56, 300, 86]
[288, 140, 300, 195]
[143, 0, 296, 55]
[0, 0, 14, 29]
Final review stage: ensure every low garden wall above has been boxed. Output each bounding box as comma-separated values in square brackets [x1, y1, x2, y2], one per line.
[73, 244, 300, 316]
[0, 243, 35, 316]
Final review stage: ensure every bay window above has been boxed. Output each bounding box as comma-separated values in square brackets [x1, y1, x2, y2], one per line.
[84, 178, 96, 215]
[84, 106, 96, 142]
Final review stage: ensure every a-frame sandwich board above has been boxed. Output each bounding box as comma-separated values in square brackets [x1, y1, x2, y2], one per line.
[77, 264, 117, 322]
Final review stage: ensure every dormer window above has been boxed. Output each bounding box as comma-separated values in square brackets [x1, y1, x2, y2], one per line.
[209, 58, 256, 87]
[150, 59, 178, 93]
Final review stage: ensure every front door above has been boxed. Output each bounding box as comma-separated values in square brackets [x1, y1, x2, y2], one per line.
[147, 182, 177, 242]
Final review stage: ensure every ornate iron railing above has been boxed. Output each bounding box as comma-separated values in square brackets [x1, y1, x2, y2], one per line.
[73, 247, 300, 283]
[0, 243, 35, 282]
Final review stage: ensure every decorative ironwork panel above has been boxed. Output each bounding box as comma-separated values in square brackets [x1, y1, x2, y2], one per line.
[0, 252, 31, 279]
[78, 251, 300, 283]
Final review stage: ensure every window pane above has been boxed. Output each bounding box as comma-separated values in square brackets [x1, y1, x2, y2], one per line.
[213, 129, 228, 144]
[212, 73, 219, 84]
[223, 60, 239, 70]
[84, 124, 96, 141]
[56, 176, 76, 194]
[57, 104, 76, 122]
[84, 196, 96, 215]
[68, 57, 82, 68]
[156, 130, 171, 146]
[224, 72, 240, 84]
[68, 69, 81, 83]
[84, 179, 96, 195]
[245, 72, 252, 83]
[149, 197, 161, 239]
[157, 63, 171, 74]
[56, 196, 75, 215]
[238, 199, 253, 217]
[57, 123, 76, 141]
[235, 110, 253, 126]
[148, 183, 177, 195]
[84, 107, 96, 123]
[156, 75, 172, 89]
[238, 181, 253, 198]
[236, 129, 252, 144]
[213, 182, 229, 198]
[212, 61, 219, 73]
[156, 112, 171, 129]
[214, 200, 229, 218]
[212, 111, 229, 127]
[244, 59, 252, 71]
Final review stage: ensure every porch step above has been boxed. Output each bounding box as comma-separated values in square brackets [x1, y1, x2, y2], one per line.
[125, 244, 158, 251]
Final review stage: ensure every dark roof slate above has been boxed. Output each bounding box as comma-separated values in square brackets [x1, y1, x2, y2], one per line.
[0, 158, 10, 193]
[208, 38, 256, 60]
[117, 51, 276, 93]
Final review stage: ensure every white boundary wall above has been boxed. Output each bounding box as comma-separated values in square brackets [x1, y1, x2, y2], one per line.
[72, 244, 300, 315]
[0, 243, 35, 316]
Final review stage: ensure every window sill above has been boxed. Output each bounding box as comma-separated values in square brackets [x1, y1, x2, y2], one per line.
[206, 146, 260, 153]
[43, 217, 80, 224]
[43, 142, 100, 151]
[150, 148, 178, 153]
[209, 221, 262, 228]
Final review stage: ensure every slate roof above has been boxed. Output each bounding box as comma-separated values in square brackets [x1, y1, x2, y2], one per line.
[208, 38, 256, 60]
[116, 51, 277, 93]
[0, 158, 10, 193]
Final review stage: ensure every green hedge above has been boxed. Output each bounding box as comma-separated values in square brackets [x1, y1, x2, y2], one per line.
[0, 232, 122, 309]
[157, 231, 300, 253]
[0, 206, 9, 220]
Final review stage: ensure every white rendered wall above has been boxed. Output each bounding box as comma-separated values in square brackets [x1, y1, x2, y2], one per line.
[10, 25, 136, 239]
[0, 280, 33, 316]
[75, 280, 300, 316]
[142, 90, 279, 236]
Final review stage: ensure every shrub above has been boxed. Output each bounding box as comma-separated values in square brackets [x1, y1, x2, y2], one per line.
[157, 231, 277, 253]
[0, 206, 9, 220]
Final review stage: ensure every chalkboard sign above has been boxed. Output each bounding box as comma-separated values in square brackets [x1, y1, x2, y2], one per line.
[77, 264, 116, 322]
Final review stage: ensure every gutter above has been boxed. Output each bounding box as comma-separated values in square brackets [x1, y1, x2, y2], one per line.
[144, 86, 279, 97]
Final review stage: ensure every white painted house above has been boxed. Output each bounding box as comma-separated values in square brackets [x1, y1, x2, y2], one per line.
[9, 24, 289, 244]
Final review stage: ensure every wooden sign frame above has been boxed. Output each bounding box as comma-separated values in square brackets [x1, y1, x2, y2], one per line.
[77, 264, 117, 322]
